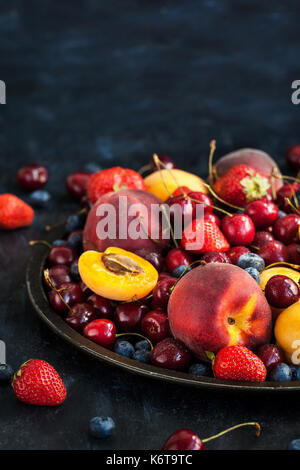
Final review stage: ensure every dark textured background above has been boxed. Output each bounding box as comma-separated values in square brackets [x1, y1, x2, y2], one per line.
[1, 0, 300, 450]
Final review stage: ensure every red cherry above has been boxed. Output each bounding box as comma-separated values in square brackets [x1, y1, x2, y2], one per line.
[259, 240, 288, 267]
[221, 214, 255, 246]
[151, 155, 176, 171]
[165, 248, 193, 272]
[172, 186, 191, 197]
[162, 429, 204, 451]
[273, 214, 300, 244]
[48, 246, 77, 267]
[244, 200, 279, 229]
[226, 246, 250, 265]
[166, 194, 195, 227]
[158, 272, 174, 281]
[286, 145, 300, 169]
[134, 249, 165, 272]
[265, 275, 299, 308]
[17, 163, 49, 191]
[151, 338, 191, 371]
[79, 281, 93, 298]
[66, 171, 91, 201]
[252, 231, 274, 250]
[201, 251, 230, 264]
[287, 243, 300, 264]
[66, 303, 98, 332]
[276, 183, 299, 213]
[152, 277, 177, 310]
[204, 213, 221, 227]
[256, 344, 286, 372]
[188, 191, 214, 215]
[114, 302, 149, 332]
[83, 318, 116, 348]
[141, 310, 170, 343]
[87, 294, 114, 319]
[46, 265, 72, 289]
[48, 282, 84, 314]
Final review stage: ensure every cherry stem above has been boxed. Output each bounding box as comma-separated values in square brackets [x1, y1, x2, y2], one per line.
[115, 332, 154, 351]
[43, 269, 75, 314]
[202, 422, 261, 443]
[28, 240, 52, 250]
[160, 205, 179, 248]
[153, 154, 174, 199]
[263, 261, 300, 272]
[284, 197, 300, 215]
[208, 139, 216, 186]
[204, 183, 245, 211]
[138, 163, 152, 175]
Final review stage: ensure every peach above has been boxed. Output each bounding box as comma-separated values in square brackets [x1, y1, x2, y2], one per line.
[214, 148, 283, 192]
[274, 301, 300, 364]
[78, 247, 158, 301]
[168, 263, 272, 358]
[83, 188, 168, 254]
[144, 169, 207, 202]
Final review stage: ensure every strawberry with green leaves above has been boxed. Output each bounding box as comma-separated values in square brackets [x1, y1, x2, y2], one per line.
[213, 164, 270, 207]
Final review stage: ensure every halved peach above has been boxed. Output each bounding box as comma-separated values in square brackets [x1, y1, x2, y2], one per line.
[78, 247, 158, 301]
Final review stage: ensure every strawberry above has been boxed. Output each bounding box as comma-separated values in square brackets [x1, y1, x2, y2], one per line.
[211, 345, 267, 382]
[181, 218, 230, 253]
[213, 165, 270, 207]
[87, 166, 146, 203]
[0, 194, 34, 230]
[12, 359, 67, 406]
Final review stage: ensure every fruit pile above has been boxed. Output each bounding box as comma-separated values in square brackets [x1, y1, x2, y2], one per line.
[6, 145, 300, 384]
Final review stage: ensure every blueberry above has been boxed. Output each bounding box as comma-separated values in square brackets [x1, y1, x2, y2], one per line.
[70, 263, 80, 282]
[89, 416, 115, 439]
[289, 439, 300, 450]
[269, 363, 292, 382]
[135, 339, 151, 351]
[29, 190, 51, 208]
[113, 340, 135, 358]
[189, 363, 212, 377]
[52, 239, 67, 247]
[237, 253, 265, 272]
[65, 212, 86, 234]
[0, 364, 13, 384]
[290, 365, 300, 381]
[278, 210, 287, 219]
[133, 350, 151, 363]
[172, 265, 191, 278]
[67, 231, 83, 253]
[244, 267, 260, 283]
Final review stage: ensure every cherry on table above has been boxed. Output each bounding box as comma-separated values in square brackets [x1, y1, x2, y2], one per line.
[48, 245, 77, 267]
[226, 246, 250, 265]
[165, 248, 193, 272]
[265, 275, 300, 308]
[286, 145, 300, 169]
[114, 301, 149, 332]
[87, 294, 114, 319]
[17, 163, 49, 191]
[141, 310, 170, 343]
[66, 171, 91, 201]
[48, 282, 84, 314]
[66, 303, 98, 332]
[46, 265, 72, 289]
[162, 429, 204, 450]
[258, 240, 288, 266]
[273, 214, 300, 245]
[152, 277, 177, 310]
[244, 200, 279, 229]
[83, 318, 116, 349]
[151, 338, 191, 371]
[256, 344, 286, 372]
[221, 214, 255, 246]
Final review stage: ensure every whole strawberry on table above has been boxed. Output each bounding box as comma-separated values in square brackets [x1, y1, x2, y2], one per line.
[4, 144, 300, 386]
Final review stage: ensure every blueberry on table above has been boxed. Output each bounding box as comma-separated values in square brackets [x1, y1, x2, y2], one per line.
[0, 364, 13, 384]
[89, 416, 115, 439]
[29, 190, 51, 208]
[65, 212, 86, 234]
[244, 267, 260, 284]
[52, 239, 67, 247]
[289, 439, 300, 450]
[269, 363, 292, 382]
[188, 363, 212, 377]
[237, 253, 265, 272]
[133, 350, 151, 364]
[113, 340, 135, 358]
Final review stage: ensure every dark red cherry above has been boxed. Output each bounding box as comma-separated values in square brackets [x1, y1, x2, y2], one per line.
[265, 275, 299, 308]
[17, 163, 49, 191]
[66, 171, 91, 201]
[188, 191, 214, 216]
[201, 251, 230, 264]
[286, 145, 300, 170]
[221, 214, 255, 246]
[47, 265, 71, 289]
[252, 231, 274, 250]
[151, 338, 191, 371]
[48, 282, 84, 314]
[166, 194, 194, 227]
[256, 344, 286, 372]
[165, 248, 193, 272]
[287, 243, 300, 264]
[273, 214, 300, 245]
[66, 303, 98, 332]
[276, 183, 299, 213]
[48, 246, 77, 267]
[152, 277, 177, 310]
[259, 241, 288, 266]
[83, 318, 116, 348]
[87, 294, 114, 319]
[204, 212, 221, 227]
[141, 310, 170, 343]
[79, 281, 93, 298]
[245, 200, 279, 229]
[162, 429, 204, 451]
[135, 248, 165, 272]
[226, 246, 250, 265]
[151, 155, 176, 171]
[114, 302, 149, 332]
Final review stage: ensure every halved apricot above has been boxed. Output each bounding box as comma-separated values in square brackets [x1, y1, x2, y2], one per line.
[78, 247, 158, 301]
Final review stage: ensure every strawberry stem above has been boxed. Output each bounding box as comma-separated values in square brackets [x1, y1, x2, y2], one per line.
[202, 422, 261, 443]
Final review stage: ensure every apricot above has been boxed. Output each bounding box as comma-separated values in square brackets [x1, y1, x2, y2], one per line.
[260, 266, 300, 291]
[274, 301, 300, 364]
[168, 263, 272, 358]
[144, 169, 207, 202]
[83, 188, 168, 254]
[78, 247, 158, 301]
[214, 148, 283, 192]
